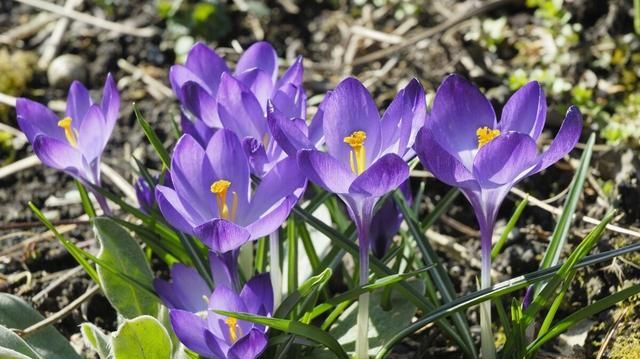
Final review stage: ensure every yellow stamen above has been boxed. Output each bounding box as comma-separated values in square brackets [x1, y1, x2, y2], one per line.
[476, 127, 501, 148]
[210, 179, 238, 221]
[225, 317, 242, 343]
[57, 117, 77, 147]
[344, 130, 367, 175]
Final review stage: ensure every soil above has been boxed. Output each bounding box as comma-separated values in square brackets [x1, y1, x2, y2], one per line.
[1, 0, 639, 358]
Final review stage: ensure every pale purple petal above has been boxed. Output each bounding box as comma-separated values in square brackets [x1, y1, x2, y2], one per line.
[32, 136, 88, 180]
[414, 126, 478, 190]
[228, 329, 268, 359]
[498, 81, 547, 140]
[210, 252, 234, 289]
[472, 133, 539, 188]
[427, 74, 496, 170]
[78, 105, 106, 160]
[272, 83, 306, 120]
[380, 79, 426, 157]
[322, 77, 381, 167]
[16, 98, 64, 143]
[100, 73, 120, 135]
[207, 286, 251, 343]
[65, 81, 92, 127]
[155, 185, 203, 234]
[181, 82, 222, 128]
[235, 41, 278, 84]
[245, 195, 297, 240]
[267, 104, 312, 156]
[169, 65, 211, 101]
[240, 273, 273, 316]
[181, 114, 215, 147]
[235, 68, 274, 110]
[297, 149, 356, 194]
[194, 219, 251, 253]
[185, 42, 229, 94]
[217, 73, 267, 139]
[275, 56, 303, 90]
[242, 137, 269, 177]
[533, 106, 583, 173]
[170, 309, 213, 357]
[153, 264, 209, 312]
[203, 330, 229, 358]
[348, 153, 409, 197]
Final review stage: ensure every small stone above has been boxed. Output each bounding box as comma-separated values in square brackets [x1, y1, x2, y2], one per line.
[47, 54, 87, 88]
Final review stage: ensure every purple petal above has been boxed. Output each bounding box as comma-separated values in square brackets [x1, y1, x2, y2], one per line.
[194, 219, 251, 253]
[499, 81, 546, 140]
[245, 195, 297, 240]
[472, 133, 539, 188]
[16, 98, 63, 143]
[32, 136, 88, 180]
[210, 252, 234, 289]
[275, 56, 303, 90]
[240, 273, 273, 316]
[185, 42, 229, 95]
[169, 309, 213, 357]
[181, 82, 222, 128]
[245, 157, 305, 221]
[228, 329, 268, 359]
[242, 137, 269, 177]
[181, 114, 215, 147]
[78, 105, 106, 160]
[267, 104, 312, 157]
[155, 185, 201, 234]
[205, 129, 251, 215]
[348, 153, 409, 197]
[153, 263, 209, 312]
[217, 73, 268, 139]
[380, 79, 426, 157]
[235, 68, 274, 110]
[297, 149, 356, 194]
[169, 65, 211, 101]
[65, 81, 92, 127]
[203, 330, 229, 358]
[235, 41, 278, 84]
[427, 74, 496, 169]
[207, 286, 251, 343]
[414, 126, 478, 190]
[308, 91, 329, 147]
[170, 135, 215, 221]
[534, 106, 582, 173]
[272, 83, 306, 120]
[322, 77, 382, 167]
[100, 73, 120, 135]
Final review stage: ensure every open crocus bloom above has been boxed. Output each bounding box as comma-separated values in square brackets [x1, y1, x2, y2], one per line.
[414, 74, 582, 243]
[16, 74, 119, 186]
[297, 77, 425, 239]
[156, 129, 305, 253]
[170, 41, 306, 175]
[160, 255, 273, 359]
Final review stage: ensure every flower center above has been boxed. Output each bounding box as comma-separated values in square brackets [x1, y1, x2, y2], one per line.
[210, 179, 238, 221]
[343, 130, 367, 175]
[57, 117, 77, 147]
[476, 127, 501, 148]
[225, 317, 242, 343]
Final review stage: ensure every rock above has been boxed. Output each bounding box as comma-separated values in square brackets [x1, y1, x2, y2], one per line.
[47, 54, 87, 88]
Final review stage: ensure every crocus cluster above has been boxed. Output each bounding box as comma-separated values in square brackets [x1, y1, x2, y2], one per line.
[16, 40, 583, 359]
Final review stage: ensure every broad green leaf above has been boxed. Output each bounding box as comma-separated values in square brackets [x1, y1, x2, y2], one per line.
[112, 316, 172, 359]
[276, 268, 332, 318]
[0, 346, 34, 359]
[94, 217, 159, 318]
[0, 325, 42, 359]
[0, 294, 80, 359]
[80, 323, 111, 359]
[215, 311, 349, 359]
[313, 281, 424, 357]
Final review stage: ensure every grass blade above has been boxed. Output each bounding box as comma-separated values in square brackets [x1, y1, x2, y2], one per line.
[492, 196, 528, 260]
[75, 180, 96, 218]
[133, 103, 171, 169]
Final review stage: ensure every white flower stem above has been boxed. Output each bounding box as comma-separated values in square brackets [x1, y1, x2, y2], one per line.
[355, 228, 370, 359]
[480, 228, 496, 359]
[269, 231, 282, 308]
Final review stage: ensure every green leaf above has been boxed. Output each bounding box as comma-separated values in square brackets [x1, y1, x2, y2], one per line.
[492, 196, 528, 259]
[0, 325, 42, 359]
[0, 294, 80, 359]
[134, 104, 171, 169]
[112, 316, 172, 359]
[276, 268, 333, 318]
[527, 284, 640, 354]
[312, 281, 424, 357]
[215, 311, 349, 359]
[75, 180, 96, 218]
[94, 217, 159, 318]
[81, 323, 111, 359]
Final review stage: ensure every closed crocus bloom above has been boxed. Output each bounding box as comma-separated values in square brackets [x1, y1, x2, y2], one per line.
[155, 129, 305, 253]
[370, 180, 412, 259]
[170, 41, 305, 176]
[413, 74, 582, 358]
[296, 77, 425, 359]
[16, 74, 119, 212]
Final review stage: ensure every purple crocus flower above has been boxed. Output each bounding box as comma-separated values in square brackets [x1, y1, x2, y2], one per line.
[413, 74, 582, 357]
[295, 77, 425, 358]
[170, 41, 306, 176]
[370, 181, 412, 259]
[155, 129, 305, 253]
[16, 74, 119, 212]
[155, 254, 272, 359]
[134, 174, 173, 214]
